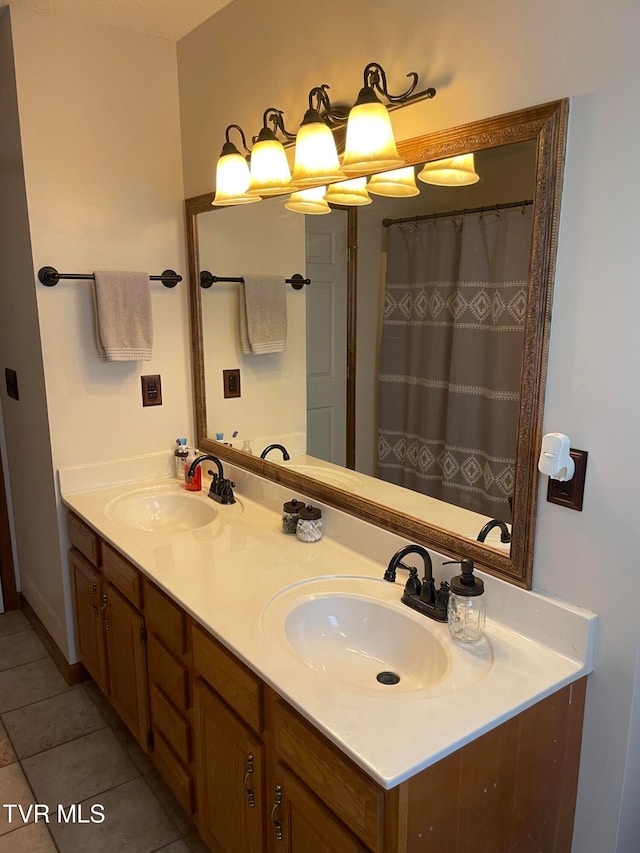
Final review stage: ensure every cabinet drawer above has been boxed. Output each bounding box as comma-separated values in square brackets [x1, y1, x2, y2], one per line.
[192, 625, 263, 734]
[271, 697, 384, 853]
[144, 580, 187, 657]
[152, 731, 195, 817]
[148, 634, 190, 713]
[67, 513, 101, 567]
[102, 544, 142, 608]
[150, 683, 191, 763]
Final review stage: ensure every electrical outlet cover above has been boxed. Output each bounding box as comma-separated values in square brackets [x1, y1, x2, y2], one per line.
[547, 449, 588, 511]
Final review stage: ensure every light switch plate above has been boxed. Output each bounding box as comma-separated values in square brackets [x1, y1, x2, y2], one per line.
[223, 369, 241, 399]
[141, 374, 162, 407]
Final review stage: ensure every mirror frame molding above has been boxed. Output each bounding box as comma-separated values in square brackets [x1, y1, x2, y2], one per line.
[185, 99, 568, 589]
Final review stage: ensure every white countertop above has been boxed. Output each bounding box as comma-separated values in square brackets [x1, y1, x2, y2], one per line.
[60, 456, 596, 790]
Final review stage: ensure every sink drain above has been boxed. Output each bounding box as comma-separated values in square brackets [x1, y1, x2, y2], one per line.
[376, 671, 400, 686]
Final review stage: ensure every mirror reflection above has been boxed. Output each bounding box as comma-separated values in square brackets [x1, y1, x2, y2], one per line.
[197, 139, 537, 554]
[188, 100, 568, 587]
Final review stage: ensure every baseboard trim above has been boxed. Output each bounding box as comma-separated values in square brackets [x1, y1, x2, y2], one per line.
[20, 594, 86, 686]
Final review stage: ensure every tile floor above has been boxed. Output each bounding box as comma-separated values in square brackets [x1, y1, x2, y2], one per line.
[0, 609, 208, 852]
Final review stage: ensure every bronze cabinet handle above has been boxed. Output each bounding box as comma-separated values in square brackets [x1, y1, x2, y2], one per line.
[243, 754, 255, 808]
[270, 784, 283, 841]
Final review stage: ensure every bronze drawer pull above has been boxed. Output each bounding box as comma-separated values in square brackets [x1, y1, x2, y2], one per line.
[243, 754, 255, 808]
[271, 784, 283, 841]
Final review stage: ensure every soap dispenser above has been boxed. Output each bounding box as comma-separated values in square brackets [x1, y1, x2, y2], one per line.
[444, 559, 485, 643]
[184, 447, 202, 492]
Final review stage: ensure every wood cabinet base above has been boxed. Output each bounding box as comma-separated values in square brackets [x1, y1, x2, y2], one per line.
[68, 512, 587, 853]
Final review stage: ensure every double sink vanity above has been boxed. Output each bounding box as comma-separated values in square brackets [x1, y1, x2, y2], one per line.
[60, 452, 596, 853]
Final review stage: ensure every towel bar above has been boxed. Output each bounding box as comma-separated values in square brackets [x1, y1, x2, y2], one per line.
[200, 271, 310, 291]
[38, 267, 182, 288]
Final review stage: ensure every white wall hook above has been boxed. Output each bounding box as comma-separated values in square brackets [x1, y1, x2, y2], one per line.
[538, 433, 575, 481]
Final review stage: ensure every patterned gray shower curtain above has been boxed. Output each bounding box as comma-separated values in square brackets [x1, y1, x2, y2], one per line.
[377, 206, 533, 520]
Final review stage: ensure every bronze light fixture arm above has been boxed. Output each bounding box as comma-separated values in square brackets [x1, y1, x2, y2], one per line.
[253, 107, 297, 145]
[306, 84, 350, 127]
[361, 62, 436, 106]
[239, 66, 436, 155]
[224, 123, 252, 155]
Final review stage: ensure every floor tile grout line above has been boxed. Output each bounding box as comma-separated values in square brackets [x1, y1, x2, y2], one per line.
[0, 614, 194, 852]
[5, 718, 112, 763]
[6, 698, 149, 830]
[0, 652, 51, 674]
[0, 682, 83, 719]
[0, 620, 77, 851]
[0, 623, 38, 640]
[0, 819, 60, 851]
[0, 756, 39, 837]
[0, 654, 70, 677]
[137, 773, 188, 847]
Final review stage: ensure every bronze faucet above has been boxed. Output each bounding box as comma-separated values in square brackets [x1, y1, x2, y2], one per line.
[260, 444, 290, 461]
[384, 544, 449, 622]
[187, 454, 236, 504]
[477, 519, 511, 544]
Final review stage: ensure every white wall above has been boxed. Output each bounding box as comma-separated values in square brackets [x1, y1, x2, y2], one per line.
[177, 1, 640, 850]
[2, 6, 192, 658]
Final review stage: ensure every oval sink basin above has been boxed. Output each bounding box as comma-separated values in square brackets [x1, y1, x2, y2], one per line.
[263, 576, 493, 696]
[284, 594, 449, 692]
[106, 486, 219, 532]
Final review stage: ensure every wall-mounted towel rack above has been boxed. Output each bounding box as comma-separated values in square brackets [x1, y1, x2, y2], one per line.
[38, 266, 182, 288]
[200, 271, 310, 291]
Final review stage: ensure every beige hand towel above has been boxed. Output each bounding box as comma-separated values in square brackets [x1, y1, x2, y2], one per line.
[94, 271, 153, 361]
[239, 275, 287, 355]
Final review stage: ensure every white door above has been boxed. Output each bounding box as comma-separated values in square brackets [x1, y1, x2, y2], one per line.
[305, 213, 348, 465]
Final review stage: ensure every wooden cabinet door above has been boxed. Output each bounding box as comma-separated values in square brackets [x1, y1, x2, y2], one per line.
[104, 581, 150, 749]
[194, 678, 265, 853]
[70, 552, 108, 693]
[269, 764, 368, 853]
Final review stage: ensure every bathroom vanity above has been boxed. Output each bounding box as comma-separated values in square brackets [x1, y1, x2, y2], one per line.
[61, 460, 594, 853]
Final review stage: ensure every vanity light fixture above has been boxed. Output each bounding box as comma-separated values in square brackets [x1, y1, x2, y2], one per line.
[211, 63, 436, 206]
[285, 186, 331, 215]
[323, 176, 372, 206]
[341, 63, 430, 175]
[291, 85, 345, 188]
[247, 108, 296, 197]
[367, 165, 420, 197]
[418, 152, 480, 187]
[212, 125, 259, 206]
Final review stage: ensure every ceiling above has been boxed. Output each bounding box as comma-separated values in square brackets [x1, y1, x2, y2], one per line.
[0, 0, 235, 41]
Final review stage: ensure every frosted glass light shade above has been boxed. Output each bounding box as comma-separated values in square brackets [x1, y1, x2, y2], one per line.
[212, 150, 259, 206]
[418, 153, 480, 186]
[292, 116, 344, 187]
[324, 177, 372, 206]
[285, 186, 331, 215]
[341, 99, 404, 175]
[247, 131, 293, 196]
[367, 166, 420, 197]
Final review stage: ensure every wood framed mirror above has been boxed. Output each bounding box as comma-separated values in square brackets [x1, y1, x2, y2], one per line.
[185, 99, 568, 588]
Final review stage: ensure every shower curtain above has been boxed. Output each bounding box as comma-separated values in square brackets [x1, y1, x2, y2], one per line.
[377, 206, 533, 520]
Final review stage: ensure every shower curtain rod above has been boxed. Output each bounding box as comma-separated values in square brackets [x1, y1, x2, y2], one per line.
[382, 199, 533, 228]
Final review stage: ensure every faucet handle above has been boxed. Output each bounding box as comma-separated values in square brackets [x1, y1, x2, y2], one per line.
[403, 567, 422, 596]
[436, 581, 451, 610]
